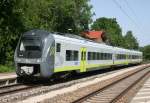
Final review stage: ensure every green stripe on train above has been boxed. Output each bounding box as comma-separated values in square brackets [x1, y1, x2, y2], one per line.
[54, 61, 138, 72]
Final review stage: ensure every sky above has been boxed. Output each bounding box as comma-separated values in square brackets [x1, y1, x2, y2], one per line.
[90, 0, 150, 46]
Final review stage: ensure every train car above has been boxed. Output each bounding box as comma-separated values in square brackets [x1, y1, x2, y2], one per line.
[14, 29, 143, 78]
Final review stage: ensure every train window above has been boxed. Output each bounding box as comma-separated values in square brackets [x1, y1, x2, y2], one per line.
[105, 53, 107, 60]
[132, 55, 138, 59]
[88, 52, 91, 60]
[95, 52, 98, 60]
[66, 50, 71, 61]
[97, 52, 99, 60]
[88, 52, 112, 60]
[116, 54, 126, 60]
[104, 53, 107, 60]
[98, 53, 100, 60]
[108, 54, 111, 59]
[106, 53, 109, 60]
[74, 51, 78, 61]
[56, 43, 61, 52]
[101, 53, 103, 60]
[116, 54, 119, 59]
[97, 53, 99, 60]
[20, 42, 25, 51]
[93, 52, 96, 60]
[66, 50, 79, 61]
[103, 53, 105, 60]
[98, 52, 100, 60]
[132, 55, 134, 59]
[91, 52, 93, 60]
[102, 53, 105, 60]
[108, 53, 112, 60]
[129, 55, 132, 59]
[110, 54, 112, 59]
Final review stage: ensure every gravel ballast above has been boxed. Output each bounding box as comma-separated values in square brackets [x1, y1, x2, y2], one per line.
[17, 64, 150, 103]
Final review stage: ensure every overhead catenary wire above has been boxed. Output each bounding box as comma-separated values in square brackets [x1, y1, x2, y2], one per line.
[123, 0, 143, 28]
[124, 0, 138, 18]
[112, 0, 142, 32]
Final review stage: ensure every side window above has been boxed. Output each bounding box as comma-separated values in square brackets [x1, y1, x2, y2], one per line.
[88, 52, 91, 60]
[91, 52, 93, 60]
[116, 54, 126, 60]
[66, 50, 71, 61]
[96, 52, 99, 60]
[56, 43, 61, 52]
[106, 53, 108, 60]
[73, 51, 78, 61]
[66, 50, 79, 61]
[98, 53, 100, 60]
[104, 53, 106, 60]
[110, 54, 112, 59]
[101, 53, 103, 60]
[88, 52, 112, 60]
[93, 52, 96, 60]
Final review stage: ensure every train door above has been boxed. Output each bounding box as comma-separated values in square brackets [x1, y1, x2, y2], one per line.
[80, 47, 87, 72]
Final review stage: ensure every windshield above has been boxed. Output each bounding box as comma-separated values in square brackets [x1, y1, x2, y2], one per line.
[18, 36, 43, 58]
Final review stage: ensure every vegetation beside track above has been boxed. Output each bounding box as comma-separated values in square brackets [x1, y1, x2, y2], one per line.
[0, 65, 14, 73]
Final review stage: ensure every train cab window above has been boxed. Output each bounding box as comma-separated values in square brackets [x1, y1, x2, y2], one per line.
[18, 36, 42, 58]
[56, 43, 61, 52]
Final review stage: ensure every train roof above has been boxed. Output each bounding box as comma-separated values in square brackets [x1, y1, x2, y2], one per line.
[22, 30, 142, 55]
[53, 33, 142, 54]
[22, 29, 50, 39]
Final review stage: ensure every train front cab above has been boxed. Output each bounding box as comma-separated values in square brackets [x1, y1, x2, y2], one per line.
[14, 30, 55, 78]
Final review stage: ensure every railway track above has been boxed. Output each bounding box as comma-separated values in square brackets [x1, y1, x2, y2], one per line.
[0, 65, 128, 96]
[72, 66, 150, 103]
[0, 83, 40, 97]
[0, 64, 149, 103]
[0, 65, 134, 103]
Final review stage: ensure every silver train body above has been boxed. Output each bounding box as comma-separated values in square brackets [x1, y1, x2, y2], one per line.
[14, 30, 143, 78]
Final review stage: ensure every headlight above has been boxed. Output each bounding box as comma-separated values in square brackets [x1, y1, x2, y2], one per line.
[36, 59, 41, 63]
[16, 58, 21, 62]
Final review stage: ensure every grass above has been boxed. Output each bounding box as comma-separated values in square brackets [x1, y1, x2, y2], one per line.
[0, 65, 15, 73]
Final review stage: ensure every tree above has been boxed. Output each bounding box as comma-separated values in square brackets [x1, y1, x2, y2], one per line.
[0, 0, 24, 64]
[91, 17, 124, 47]
[141, 45, 150, 60]
[124, 31, 139, 50]
[0, 0, 93, 65]
[16, 0, 93, 34]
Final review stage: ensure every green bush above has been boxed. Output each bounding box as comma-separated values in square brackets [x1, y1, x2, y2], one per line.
[0, 65, 15, 73]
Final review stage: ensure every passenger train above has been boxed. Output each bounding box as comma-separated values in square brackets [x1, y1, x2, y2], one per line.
[14, 30, 143, 78]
